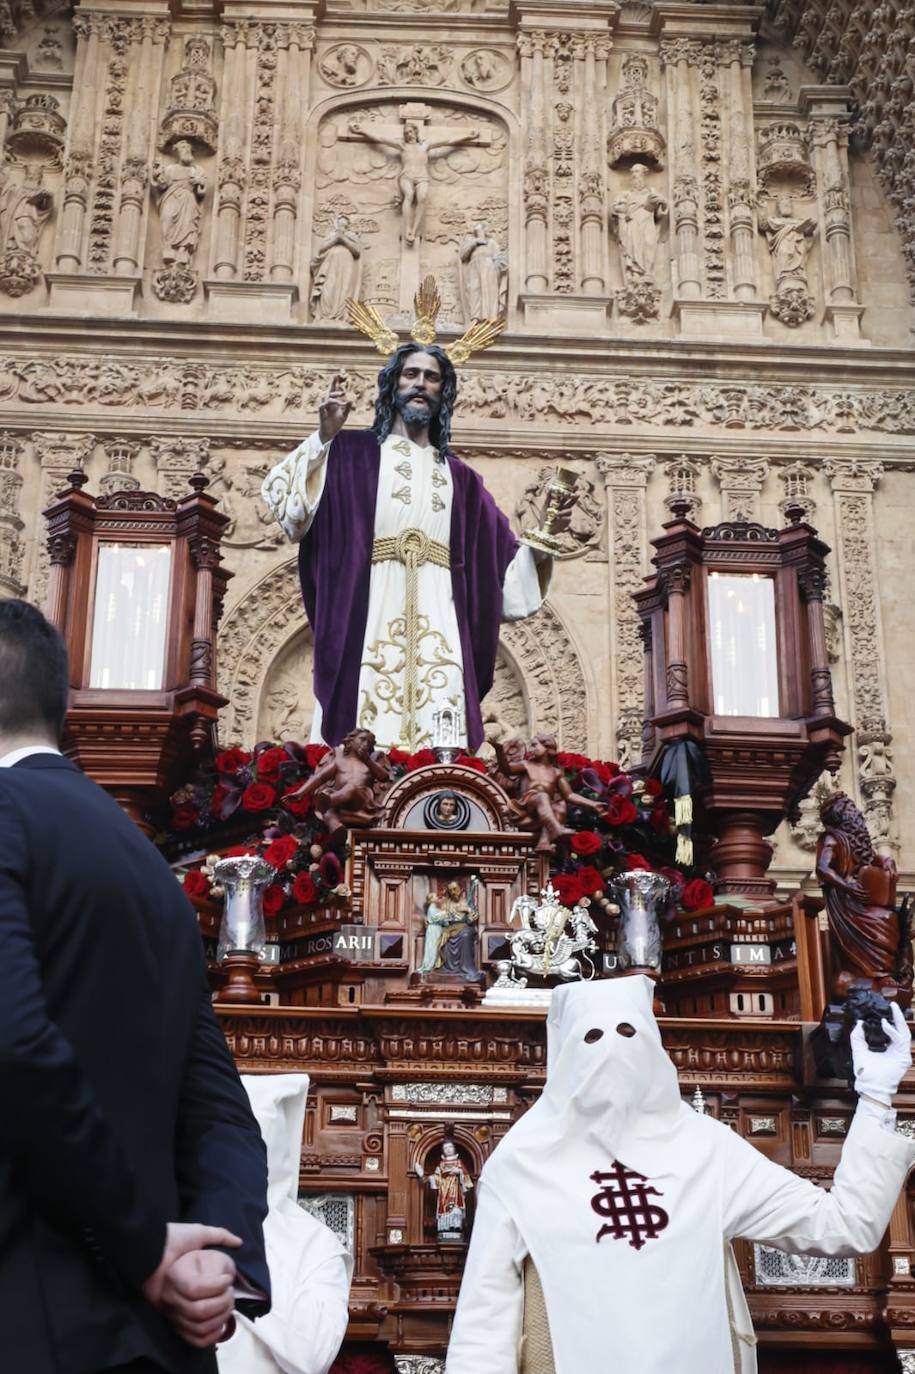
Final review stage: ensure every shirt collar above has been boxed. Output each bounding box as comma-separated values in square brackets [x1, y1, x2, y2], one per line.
[0, 744, 62, 768]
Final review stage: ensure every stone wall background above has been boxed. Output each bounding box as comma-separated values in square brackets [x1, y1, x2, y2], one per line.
[1, 0, 914, 892]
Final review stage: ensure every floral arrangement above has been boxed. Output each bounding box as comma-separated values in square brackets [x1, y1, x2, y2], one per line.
[165, 741, 350, 917]
[163, 740, 714, 921]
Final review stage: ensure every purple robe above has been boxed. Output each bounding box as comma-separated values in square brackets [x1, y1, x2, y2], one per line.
[297, 430, 519, 751]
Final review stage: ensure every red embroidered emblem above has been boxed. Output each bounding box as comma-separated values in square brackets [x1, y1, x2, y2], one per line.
[589, 1163, 670, 1250]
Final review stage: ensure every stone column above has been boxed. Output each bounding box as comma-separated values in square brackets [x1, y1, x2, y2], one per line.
[55, 12, 101, 271]
[29, 432, 96, 606]
[724, 41, 757, 301]
[152, 436, 210, 500]
[597, 454, 655, 768]
[269, 23, 314, 284]
[825, 457, 897, 858]
[660, 37, 701, 300]
[212, 23, 248, 282]
[577, 36, 610, 294]
[0, 431, 26, 597]
[113, 15, 169, 278]
[710, 453, 769, 521]
[803, 87, 864, 340]
[518, 31, 550, 293]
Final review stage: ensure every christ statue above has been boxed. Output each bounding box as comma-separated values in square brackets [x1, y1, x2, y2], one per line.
[261, 344, 555, 753]
[350, 120, 479, 246]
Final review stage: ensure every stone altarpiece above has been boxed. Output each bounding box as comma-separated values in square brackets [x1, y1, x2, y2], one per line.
[4, 0, 915, 1366]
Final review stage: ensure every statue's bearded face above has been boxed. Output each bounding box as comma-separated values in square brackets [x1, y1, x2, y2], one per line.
[395, 350, 443, 426]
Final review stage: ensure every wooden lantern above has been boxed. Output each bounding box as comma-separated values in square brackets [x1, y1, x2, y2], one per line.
[43, 468, 231, 833]
[634, 501, 851, 900]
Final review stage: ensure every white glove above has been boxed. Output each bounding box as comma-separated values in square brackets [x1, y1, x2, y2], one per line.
[851, 1001, 912, 1107]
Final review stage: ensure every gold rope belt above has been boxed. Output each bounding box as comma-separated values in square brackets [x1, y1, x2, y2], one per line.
[370, 529, 451, 752]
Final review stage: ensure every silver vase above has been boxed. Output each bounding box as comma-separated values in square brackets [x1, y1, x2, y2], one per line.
[215, 855, 276, 962]
[613, 870, 670, 971]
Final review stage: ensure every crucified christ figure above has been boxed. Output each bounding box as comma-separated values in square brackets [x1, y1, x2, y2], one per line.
[350, 120, 479, 246]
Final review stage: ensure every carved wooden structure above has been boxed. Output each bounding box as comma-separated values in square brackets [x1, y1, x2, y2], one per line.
[44, 471, 230, 831]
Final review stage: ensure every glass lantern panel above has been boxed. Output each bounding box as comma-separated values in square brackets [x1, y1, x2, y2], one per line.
[707, 572, 779, 717]
[89, 543, 171, 690]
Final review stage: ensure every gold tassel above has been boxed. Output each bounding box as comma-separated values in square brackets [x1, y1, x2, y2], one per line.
[674, 794, 693, 827]
[675, 833, 694, 866]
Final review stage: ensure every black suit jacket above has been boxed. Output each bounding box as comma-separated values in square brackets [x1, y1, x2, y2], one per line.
[0, 754, 270, 1374]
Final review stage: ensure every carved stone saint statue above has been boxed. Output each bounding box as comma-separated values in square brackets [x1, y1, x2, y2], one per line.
[417, 878, 483, 982]
[284, 726, 391, 834]
[0, 164, 53, 297]
[759, 195, 818, 326]
[310, 214, 363, 321]
[350, 120, 479, 246]
[816, 792, 911, 1002]
[458, 222, 506, 320]
[415, 1141, 474, 1241]
[151, 139, 206, 267]
[611, 162, 667, 286]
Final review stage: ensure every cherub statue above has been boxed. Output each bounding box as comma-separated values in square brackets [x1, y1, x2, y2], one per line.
[285, 727, 390, 834]
[490, 734, 602, 852]
[415, 1140, 474, 1241]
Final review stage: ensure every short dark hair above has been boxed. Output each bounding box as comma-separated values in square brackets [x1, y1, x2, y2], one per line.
[371, 342, 458, 451]
[0, 599, 70, 742]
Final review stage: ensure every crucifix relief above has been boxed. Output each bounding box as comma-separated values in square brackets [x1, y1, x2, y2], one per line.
[346, 103, 490, 310]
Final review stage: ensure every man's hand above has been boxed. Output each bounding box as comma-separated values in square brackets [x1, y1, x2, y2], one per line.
[852, 1001, 912, 1107]
[319, 369, 352, 444]
[159, 1248, 239, 1349]
[142, 1222, 241, 1309]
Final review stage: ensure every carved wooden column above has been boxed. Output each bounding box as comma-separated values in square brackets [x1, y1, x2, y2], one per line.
[55, 12, 101, 272]
[597, 453, 655, 768]
[0, 431, 26, 596]
[825, 457, 897, 858]
[270, 23, 313, 284]
[797, 562, 836, 720]
[802, 87, 864, 341]
[518, 31, 550, 293]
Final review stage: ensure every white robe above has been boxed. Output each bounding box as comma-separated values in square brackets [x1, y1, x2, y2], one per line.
[445, 978, 915, 1374]
[217, 1074, 352, 1374]
[263, 432, 547, 750]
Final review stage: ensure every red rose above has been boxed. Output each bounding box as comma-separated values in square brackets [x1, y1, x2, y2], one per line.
[571, 830, 602, 857]
[557, 752, 590, 771]
[256, 746, 290, 781]
[606, 795, 638, 826]
[406, 749, 436, 771]
[319, 850, 343, 886]
[387, 748, 410, 767]
[680, 878, 714, 912]
[625, 853, 653, 872]
[455, 754, 487, 773]
[305, 743, 331, 769]
[224, 845, 256, 857]
[281, 787, 313, 817]
[650, 804, 670, 834]
[264, 835, 299, 869]
[552, 873, 584, 906]
[183, 869, 211, 898]
[292, 871, 318, 905]
[643, 778, 663, 798]
[591, 761, 620, 784]
[241, 782, 277, 812]
[577, 865, 605, 896]
[216, 747, 251, 775]
[172, 803, 199, 830]
[262, 884, 286, 917]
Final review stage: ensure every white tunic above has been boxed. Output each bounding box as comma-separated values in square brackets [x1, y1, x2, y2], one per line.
[263, 431, 546, 750]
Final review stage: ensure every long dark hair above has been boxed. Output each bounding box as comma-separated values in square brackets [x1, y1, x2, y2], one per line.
[371, 342, 458, 451]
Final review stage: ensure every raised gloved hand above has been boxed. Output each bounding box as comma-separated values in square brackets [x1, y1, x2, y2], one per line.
[851, 1002, 912, 1107]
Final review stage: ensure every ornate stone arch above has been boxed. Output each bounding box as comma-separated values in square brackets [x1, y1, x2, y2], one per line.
[217, 558, 590, 752]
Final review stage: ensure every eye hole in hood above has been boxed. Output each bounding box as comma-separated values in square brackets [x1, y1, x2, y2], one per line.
[616, 1022, 636, 1038]
[584, 1027, 604, 1043]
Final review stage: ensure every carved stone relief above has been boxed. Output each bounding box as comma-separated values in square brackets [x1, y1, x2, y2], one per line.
[513, 465, 603, 558]
[319, 44, 373, 89]
[0, 430, 26, 595]
[0, 164, 54, 297]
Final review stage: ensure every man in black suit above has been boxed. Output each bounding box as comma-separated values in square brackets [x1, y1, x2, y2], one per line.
[0, 599, 271, 1374]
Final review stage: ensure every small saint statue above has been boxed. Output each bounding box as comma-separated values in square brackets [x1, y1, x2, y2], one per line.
[417, 878, 483, 981]
[416, 1140, 474, 1241]
[151, 139, 206, 267]
[284, 727, 391, 834]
